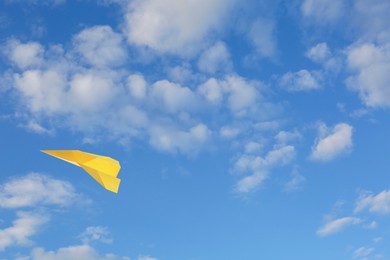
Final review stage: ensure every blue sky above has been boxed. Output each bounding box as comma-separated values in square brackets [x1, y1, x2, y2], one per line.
[1, 0, 390, 259]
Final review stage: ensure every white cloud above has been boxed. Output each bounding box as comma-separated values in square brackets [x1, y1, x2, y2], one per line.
[234, 145, 295, 193]
[219, 126, 240, 139]
[24, 245, 131, 260]
[7, 39, 214, 154]
[306, 43, 342, 72]
[166, 64, 197, 85]
[21, 121, 53, 135]
[0, 211, 48, 251]
[279, 70, 322, 91]
[198, 78, 224, 105]
[73, 26, 127, 68]
[311, 123, 353, 161]
[197, 41, 231, 74]
[352, 0, 390, 43]
[69, 72, 118, 112]
[127, 74, 147, 99]
[80, 226, 112, 244]
[275, 130, 301, 144]
[317, 217, 361, 236]
[0, 173, 80, 209]
[224, 75, 259, 116]
[265, 145, 295, 166]
[235, 171, 267, 193]
[301, 0, 345, 23]
[247, 18, 277, 58]
[198, 75, 262, 116]
[346, 43, 390, 107]
[14, 69, 67, 113]
[355, 190, 390, 214]
[197, 75, 260, 117]
[306, 43, 331, 63]
[124, 0, 233, 54]
[353, 246, 374, 259]
[151, 80, 199, 113]
[364, 221, 377, 230]
[138, 256, 158, 260]
[244, 141, 263, 154]
[149, 123, 211, 154]
[5, 40, 44, 69]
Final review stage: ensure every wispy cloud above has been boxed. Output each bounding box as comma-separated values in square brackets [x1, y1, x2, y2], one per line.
[353, 246, 374, 259]
[0, 174, 86, 252]
[0, 211, 48, 251]
[234, 145, 296, 193]
[284, 169, 306, 192]
[355, 190, 390, 214]
[20, 244, 131, 260]
[79, 226, 112, 244]
[124, 0, 235, 55]
[317, 217, 361, 236]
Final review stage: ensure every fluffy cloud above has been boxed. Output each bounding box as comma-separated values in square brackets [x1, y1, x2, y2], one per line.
[124, 0, 234, 54]
[149, 123, 210, 154]
[305, 43, 341, 72]
[5, 40, 44, 69]
[279, 70, 322, 92]
[197, 41, 231, 74]
[346, 43, 390, 107]
[0, 211, 48, 251]
[306, 43, 331, 63]
[198, 78, 224, 105]
[7, 37, 209, 154]
[21, 245, 131, 260]
[127, 74, 147, 99]
[317, 217, 361, 236]
[0, 173, 80, 209]
[301, 0, 345, 23]
[72, 26, 127, 67]
[225, 75, 259, 115]
[197, 75, 262, 116]
[151, 80, 199, 113]
[311, 123, 353, 161]
[68, 72, 118, 112]
[14, 69, 67, 113]
[355, 190, 390, 214]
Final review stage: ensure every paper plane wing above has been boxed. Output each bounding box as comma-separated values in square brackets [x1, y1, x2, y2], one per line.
[41, 150, 121, 193]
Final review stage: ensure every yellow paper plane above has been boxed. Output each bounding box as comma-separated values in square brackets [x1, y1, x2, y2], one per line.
[41, 150, 121, 193]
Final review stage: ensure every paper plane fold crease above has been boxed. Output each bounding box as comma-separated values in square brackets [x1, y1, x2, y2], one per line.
[41, 150, 121, 193]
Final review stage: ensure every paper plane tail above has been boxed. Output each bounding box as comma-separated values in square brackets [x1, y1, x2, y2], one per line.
[81, 165, 121, 193]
